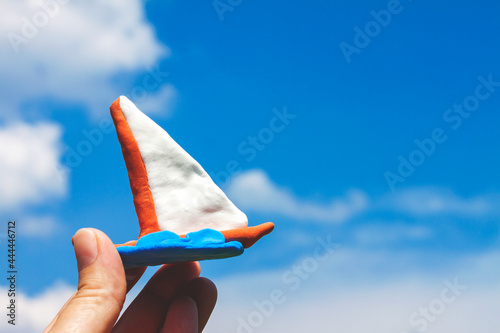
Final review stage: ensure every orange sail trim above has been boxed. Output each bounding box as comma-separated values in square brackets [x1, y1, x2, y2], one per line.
[114, 222, 275, 249]
[221, 222, 275, 248]
[110, 98, 161, 238]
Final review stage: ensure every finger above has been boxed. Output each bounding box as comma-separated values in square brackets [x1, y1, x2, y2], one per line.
[43, 291, 77, 332]
[45, 262, 146, 331]
[124, 266, 147, 293]
[47, 228, 127, 333]
[184, 277, 217, 332]
[112, 262, 200, 333]
[161, 296, 198, 333]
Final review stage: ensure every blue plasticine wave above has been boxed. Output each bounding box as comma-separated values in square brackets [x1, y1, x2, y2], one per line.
[117, 228, 244, 268]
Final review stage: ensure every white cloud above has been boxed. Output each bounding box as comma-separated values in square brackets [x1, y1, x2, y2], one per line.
[0, 122, 68, 211]
[0, 0, 169, 119]
[220, 171, 500, 331]
[0, 282, 74, 332]
[5, 247, 499, 333]
[134, 84, 178, 116]
[0, 270, 150, 332]
[18, 215, 62, 238]
[355, 223, 433, 245]
[226, 170, 500, 223]
[8, 275, 495, 333]
[226, 169, 368, 223]
[204, 249, 500, 333]
[383, 187, 498, 217]
[0, 269, 151, 332]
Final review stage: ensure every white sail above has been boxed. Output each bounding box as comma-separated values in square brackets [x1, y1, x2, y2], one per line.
[118, 96, 248, 235]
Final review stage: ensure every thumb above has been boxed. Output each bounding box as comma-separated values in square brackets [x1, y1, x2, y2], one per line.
[47, 228, 127, 333]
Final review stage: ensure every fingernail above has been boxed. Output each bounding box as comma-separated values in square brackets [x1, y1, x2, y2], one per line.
[73, 229, 98, 271]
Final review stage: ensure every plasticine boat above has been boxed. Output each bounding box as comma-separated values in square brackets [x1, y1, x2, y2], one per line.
[110, 96, 274, 268]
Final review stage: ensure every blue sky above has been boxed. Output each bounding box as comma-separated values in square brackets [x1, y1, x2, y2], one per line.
[1, 0, 500, 332]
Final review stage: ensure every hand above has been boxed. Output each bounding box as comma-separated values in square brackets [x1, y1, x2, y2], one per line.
[44, 228, 217, 333]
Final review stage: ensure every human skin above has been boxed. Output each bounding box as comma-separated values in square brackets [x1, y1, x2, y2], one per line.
[44, 228, 217, 333]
